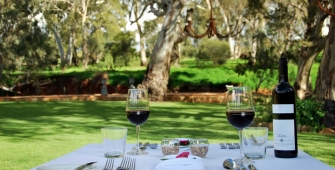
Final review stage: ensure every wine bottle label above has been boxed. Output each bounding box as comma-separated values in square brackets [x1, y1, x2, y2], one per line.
[272, 104, 294, 114]
[273, 119, 296, 150]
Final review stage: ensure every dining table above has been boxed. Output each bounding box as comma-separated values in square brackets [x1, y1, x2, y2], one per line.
[31, 142, 335, 170]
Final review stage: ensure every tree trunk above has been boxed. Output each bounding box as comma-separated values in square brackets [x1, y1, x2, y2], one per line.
[315, 9, 335, 100]
[139, 1, 186, 101]
[134, 2, 147, 66]
[295, 1, 327, 99]
[51, 28, 65, 64]
[81, 1, 89, 69]
[139, 36, 147, 66]
[66, 31, 73, 65]
[294, 38, 327, 99]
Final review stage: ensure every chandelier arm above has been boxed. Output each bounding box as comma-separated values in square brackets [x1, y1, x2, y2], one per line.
[187, 28, 210, 38]
[183, 20, 214, 38]
[228, 20, 241, 35]
[227, 25, 245, 37]
[316, 0, 335, 18]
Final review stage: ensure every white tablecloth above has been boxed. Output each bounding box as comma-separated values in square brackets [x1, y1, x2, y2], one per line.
[31, 143, 335, 170]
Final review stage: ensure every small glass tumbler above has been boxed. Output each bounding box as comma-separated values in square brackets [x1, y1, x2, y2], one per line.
[161, 138, 180, 156]
[101, 127, 128, 158]
[190, 138, 209, 158]
[242, 127, 268, 160]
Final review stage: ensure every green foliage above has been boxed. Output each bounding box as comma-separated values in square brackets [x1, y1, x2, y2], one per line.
[235, 32, 278, 92]
[196, 39, 231, 66]
[181, 39, 198, 58]
[296, 98, 324, 132]
[254, 96, 273, 123]
[105, 31, 137, 70]
[316, 51, 323, 63]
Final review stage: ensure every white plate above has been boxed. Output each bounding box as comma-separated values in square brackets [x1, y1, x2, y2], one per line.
[36, 164, 97, 170]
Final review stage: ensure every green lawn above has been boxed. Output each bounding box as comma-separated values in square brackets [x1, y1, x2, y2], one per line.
[0, 101, 334, 169]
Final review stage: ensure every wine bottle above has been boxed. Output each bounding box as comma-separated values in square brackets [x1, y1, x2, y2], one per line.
[272, 57, 298, 158]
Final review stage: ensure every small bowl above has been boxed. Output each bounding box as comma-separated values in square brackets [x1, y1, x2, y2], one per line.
[161, 138, 180, 156]
[148, 143, 158, 149]
[190, 138, 209, 158]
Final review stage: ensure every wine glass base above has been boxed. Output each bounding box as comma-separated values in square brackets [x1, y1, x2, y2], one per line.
[127, 150, 148, 155]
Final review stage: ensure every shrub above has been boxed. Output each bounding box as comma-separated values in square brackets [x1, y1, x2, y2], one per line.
[296, 98, 324, 132]
[196, 39, 231, 66]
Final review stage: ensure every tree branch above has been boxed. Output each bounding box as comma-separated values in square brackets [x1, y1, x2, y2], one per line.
[149, 2, 166, 17]
[129, 1, 154, 25]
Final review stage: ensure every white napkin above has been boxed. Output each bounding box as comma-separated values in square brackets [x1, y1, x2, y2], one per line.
[155, 155, 205, 170]
[36, 164, 97, 170]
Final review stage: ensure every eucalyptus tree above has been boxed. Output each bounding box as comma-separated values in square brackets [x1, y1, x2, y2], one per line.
[127, 0, 251, 100]
[126, 0, 190, 101]
[246, 0, 327, 99]
[315, 0, 335, 100]
[44, 0, 126, 69]
[0, 0, 57, 86]
[128, 0, 149, 66]
[291, 0, 327, 99]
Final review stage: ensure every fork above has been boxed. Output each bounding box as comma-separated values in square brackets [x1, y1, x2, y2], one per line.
[117, 157, 136, 170]
[103, 158, 114, 170]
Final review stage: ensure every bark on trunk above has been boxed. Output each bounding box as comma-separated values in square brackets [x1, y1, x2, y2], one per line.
[139, 0, 186, 101]
[81, 1, 89, 69]
[52, 28, 65, 64]
[315, 9, 335, 100]
[295, 1, 327, 99]
[66, 31, 73, 65]
[294, 38, 327, 99]
[134, 3, 147, 66]
[139, 37, 147, 66]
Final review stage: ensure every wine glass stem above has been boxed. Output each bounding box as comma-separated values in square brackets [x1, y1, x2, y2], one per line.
[136, 125, 140, 154]
[238, 128, 243, 159]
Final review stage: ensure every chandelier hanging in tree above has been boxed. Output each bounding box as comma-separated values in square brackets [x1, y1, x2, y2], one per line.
[316, 0, 335, 18]
[179, 0, 246, 39]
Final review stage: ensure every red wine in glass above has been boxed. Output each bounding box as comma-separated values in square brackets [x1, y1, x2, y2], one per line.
[126, 110, 150, 125]
[226, 110, 255, 129]
[126, 89, 150, 155]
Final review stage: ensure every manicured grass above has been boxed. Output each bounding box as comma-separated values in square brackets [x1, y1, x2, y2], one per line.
[0, 101, 334, 169]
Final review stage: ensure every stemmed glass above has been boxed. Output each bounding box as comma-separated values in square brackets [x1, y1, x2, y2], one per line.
[226, 86, 255, 163]
[126, 89, 150, 155]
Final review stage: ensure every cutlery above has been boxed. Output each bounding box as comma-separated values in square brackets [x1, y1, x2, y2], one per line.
[117, 157, 136, 170]
[103, 158, 114, 170]
[75, 162, 97, 170]
[248, 164, 257, 170]
[223, 158, 236, 169]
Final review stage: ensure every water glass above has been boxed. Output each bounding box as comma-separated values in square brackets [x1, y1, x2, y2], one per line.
[101, 127, 128, 158]
[242, 127, 268, 160]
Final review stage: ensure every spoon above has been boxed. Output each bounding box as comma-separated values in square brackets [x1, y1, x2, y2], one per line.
[223, 158, 236, 169]
[239, 164, 247, 170]
[248, 164, 257, 170]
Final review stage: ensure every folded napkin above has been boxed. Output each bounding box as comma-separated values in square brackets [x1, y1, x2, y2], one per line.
[155, 154, 205, 170]
[36, 164, 97, 170]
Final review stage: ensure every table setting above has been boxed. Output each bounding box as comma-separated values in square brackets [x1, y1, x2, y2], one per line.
[31, 88, 335, 170]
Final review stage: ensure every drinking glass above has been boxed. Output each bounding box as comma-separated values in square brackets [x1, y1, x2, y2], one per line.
[226, 86, 255, 162]
[126, 89, 150, 155]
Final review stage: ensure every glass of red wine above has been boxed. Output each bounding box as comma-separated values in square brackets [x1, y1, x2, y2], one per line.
[226, 86, 255, 162]
[126, 89, 150, 155]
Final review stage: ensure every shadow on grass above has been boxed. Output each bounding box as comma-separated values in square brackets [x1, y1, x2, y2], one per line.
[0, 101, 237, 142]
[1, 101, 335, 168]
